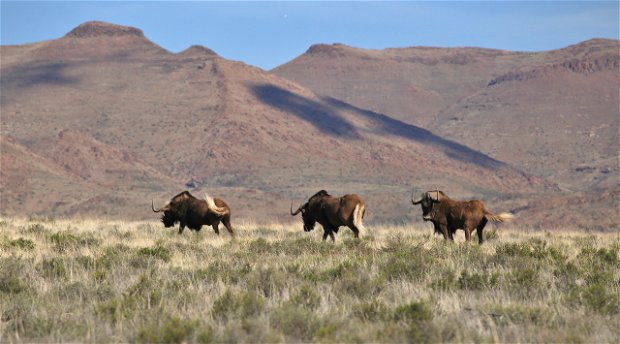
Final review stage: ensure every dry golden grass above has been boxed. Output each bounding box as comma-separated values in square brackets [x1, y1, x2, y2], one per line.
[1, 217, 618, 343]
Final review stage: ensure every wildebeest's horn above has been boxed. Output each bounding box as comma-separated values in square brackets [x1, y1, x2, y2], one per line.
[151, 200, 166, 213]
[411, 192, 424, 205]
[290, 202, 303, 216]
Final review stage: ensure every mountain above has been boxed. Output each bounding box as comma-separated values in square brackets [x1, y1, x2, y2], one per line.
[272, 39, 620, 192]
[0, 21, 591, 229]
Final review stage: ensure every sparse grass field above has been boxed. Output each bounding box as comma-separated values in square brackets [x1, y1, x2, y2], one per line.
[0, 218, 618, 343]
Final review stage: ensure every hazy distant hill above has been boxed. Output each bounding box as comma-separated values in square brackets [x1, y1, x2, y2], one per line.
[1, 22, 615, 230]
[273, 39, 619, 192]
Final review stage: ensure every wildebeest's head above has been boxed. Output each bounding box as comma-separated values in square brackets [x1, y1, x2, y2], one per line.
[152, 191, 192, 227]
[290, 190, 330, 232]
[411, 190, 443, 221]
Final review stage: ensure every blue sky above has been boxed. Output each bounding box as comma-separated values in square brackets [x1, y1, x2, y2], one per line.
[1, 1, 618, 70]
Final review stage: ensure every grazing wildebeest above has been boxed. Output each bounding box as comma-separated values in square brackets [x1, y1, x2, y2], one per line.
[411, 190, 513, 244]
[152, 191, 234, 236]
[290, 190, 366, 241]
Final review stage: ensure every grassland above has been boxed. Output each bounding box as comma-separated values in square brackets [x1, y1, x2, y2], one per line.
[0, 218, 618, 343]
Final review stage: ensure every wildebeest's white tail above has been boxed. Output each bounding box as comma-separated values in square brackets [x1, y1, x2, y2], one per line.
[353, 203, 366, 234]
[486, 212, 514, 223]
[205, 193, 228, 217]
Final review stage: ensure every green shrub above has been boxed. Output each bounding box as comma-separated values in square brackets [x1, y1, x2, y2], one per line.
[381, 252, 431, 282]
[137, 245, 172, 262]
[567, 284, 620, 316]
[508, 267, 542, 290]
[26, 223, 46, 233]
[492, 304, 554, 326]
[335, 273, 383, 299]
[429, 268, 457, 291]
[289, 284, 321, 310]
[96, 244, 131, 268]
[5, 237, 35, 250]
[484, 228, 499, 241]
[248, 237, 273, 254]
[271, 304, 320, 341]
[95, 295, 137, 324]
[212, 289, 265, 320]
[136, 316, 201, 343]
[392, 301, 432, 323]
[458, 270, 500, 290]
[0, 275, 26, 294]
[353, 300, 390, 321]
[50, 232, 99, 253]
[39, 257, 67, 279]
[246, 267, 287, 297]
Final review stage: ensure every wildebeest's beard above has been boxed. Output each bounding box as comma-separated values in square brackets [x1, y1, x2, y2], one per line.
[420, 197, 435, 221]
[161, 211, 177, 228]
[302, 213, 316, 232]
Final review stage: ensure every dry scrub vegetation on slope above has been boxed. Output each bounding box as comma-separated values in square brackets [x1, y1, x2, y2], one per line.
[0, 218, 618, 343]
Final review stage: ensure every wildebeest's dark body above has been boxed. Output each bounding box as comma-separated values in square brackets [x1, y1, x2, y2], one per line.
[290, 190, 366, 241]
[152, 191, 234, 236]
[412, 190, 513, 244]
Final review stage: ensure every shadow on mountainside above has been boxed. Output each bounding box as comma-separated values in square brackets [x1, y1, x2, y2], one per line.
[251, 84, 361, 139]
[252, 83, 505, 170]
[1, 62, 79, 105]
[324, 97, 505, 170]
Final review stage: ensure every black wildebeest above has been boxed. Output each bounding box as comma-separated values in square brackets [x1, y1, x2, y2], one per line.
[290, 190, 366, 241]
[152, 191, 234, 236]
[411, 190, 513, 244]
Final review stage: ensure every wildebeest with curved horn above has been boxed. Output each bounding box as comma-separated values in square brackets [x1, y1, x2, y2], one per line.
[152, 191, 234, 236]
[411, 190, 513, 244]
[290, 190, 366, 241]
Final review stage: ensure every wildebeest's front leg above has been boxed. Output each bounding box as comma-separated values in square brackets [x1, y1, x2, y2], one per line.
[212, 220, 220, 235]
[322, 229, 330, 241]
[178, 222, 186, 234]
[434, 222, 452, 241]
[322, 227, 336, 242]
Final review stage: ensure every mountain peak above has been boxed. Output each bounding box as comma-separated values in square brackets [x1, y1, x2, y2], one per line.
[178, 45, 218, 57]
[306, 43, 352, 56]
[65, 21, 144, 39]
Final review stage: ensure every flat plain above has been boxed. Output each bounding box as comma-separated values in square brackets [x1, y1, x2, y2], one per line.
[1, 218, 618, 343]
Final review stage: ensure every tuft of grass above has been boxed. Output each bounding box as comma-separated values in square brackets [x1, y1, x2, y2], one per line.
[458, 270, 500, 290]
[136, 316, 205, 344]
[212, 289, 265, 320]
[136, 245, 172, 262]
[4, 237, 36, 251]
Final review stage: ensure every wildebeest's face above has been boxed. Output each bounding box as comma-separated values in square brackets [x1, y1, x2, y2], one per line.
[420, 195, 435, 221]
[161, 210, 178, 227]
[300, 207, 316, 232]
[412, 192, 440, 221]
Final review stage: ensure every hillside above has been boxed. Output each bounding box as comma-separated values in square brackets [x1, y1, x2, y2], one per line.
[272, 39, 620, 192]
[0, 21, 600, 229]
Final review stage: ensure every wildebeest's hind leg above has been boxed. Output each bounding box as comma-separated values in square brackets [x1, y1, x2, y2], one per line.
[348, 225, 360, 239]
[476, 218, 488, 245]
[464, 227, 473, 243]
[212, 220, 220, 235]
[222, 215, 235, 237]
